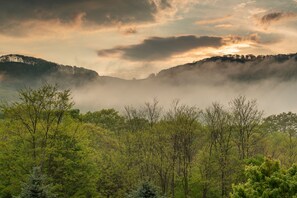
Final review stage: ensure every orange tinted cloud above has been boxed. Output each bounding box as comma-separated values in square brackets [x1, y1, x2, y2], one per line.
[196, 15, 233, 25]
[215, 24, 234, 28]
[97, 34, 263, 62]
[258, 11, 297, 27]
[0, 0, 196, 37]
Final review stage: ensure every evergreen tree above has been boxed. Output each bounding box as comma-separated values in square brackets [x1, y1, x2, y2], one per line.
[129, 182, 160, 198]
[19, 167, 54, 198]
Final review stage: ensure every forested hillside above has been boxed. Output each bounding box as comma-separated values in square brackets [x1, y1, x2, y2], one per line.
[1, 84, 297, 197]
[0, 54, 98, 89]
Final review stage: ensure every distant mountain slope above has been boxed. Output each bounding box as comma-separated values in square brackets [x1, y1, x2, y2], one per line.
[1, 53, 297, 112]
[155, 53, 297, 85]
[1, 53, 297, 89]
[0, 54, 99, 88]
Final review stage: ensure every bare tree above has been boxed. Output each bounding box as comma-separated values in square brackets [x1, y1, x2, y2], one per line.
[143, 98, 162, 128]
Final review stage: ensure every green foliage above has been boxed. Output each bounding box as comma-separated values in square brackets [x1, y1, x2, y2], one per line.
[128, 182, 161, 198]
[18, 167, 55, 198]
[263, 112, 297, 134]
[231, 158, 297, 198]
[2, 85, 297, 198]
[0, 84, 99, 197]
[82, 109, 125, 133]
[68, 109, 81, 120]
[263, 112, 297, 166]
[124, 105, 150, 132]
[203, 103, 235, 197]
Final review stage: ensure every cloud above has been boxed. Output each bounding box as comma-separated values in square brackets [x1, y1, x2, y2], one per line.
[215, 24, 233, 28]
[224, 34, 260, 44]
[97, 35, 224, 61]
[97, 34, 265, 62]
[123, 27, 138, 35]
[233, 1, 256, 10]
[0, 0, 190, 36]
[259, 11, 297, 26]
[196, 15, 232, 25]
[1, 0, 161, 23]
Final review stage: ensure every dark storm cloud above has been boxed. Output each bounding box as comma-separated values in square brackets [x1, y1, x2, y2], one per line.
[97, 35, 224, 61]
[0, 0, 171, 35]
[260, 11, 297, 25]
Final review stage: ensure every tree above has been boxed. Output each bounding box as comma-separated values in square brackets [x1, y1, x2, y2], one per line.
[96, 155, 127, 198]
[143, 98, 162, 128]
[230, 96, 263, 160]
[1, 83, 73, 167]
[231, 158, 297, 198]
[124, 105, 149, 132]
[82, 108, 125, 133]
[0, 84, 99, 197]
[263, 112, 297, 165]
[146, 122, 174, 195]
[165, 100, 201, 198]
[19, 167, 55, 198]
[204, 103, 234, 197]
[129, 182, 161, 198]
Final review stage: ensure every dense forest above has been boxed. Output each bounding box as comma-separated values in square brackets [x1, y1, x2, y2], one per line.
[1, 84, 297, 198]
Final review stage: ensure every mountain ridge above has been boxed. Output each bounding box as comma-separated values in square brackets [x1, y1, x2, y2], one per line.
[155, 53, 297, 84]
[1, 53, 297, 86]
[1, 53, 297, 111]
[0, 54, 99, 87]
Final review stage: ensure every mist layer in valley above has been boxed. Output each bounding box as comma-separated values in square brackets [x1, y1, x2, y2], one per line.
[1, 54, 297, 115]
[72, 54, 297, 116]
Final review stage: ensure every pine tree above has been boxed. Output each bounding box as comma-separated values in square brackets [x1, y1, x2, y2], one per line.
[19, 167, 54, 198]
[129, 182, 160, 198]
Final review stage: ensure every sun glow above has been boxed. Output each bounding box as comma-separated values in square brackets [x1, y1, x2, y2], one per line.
[217, 43, 251, 54]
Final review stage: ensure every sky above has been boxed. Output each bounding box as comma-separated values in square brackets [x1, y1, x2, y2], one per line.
[1, 0, 297, 79]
